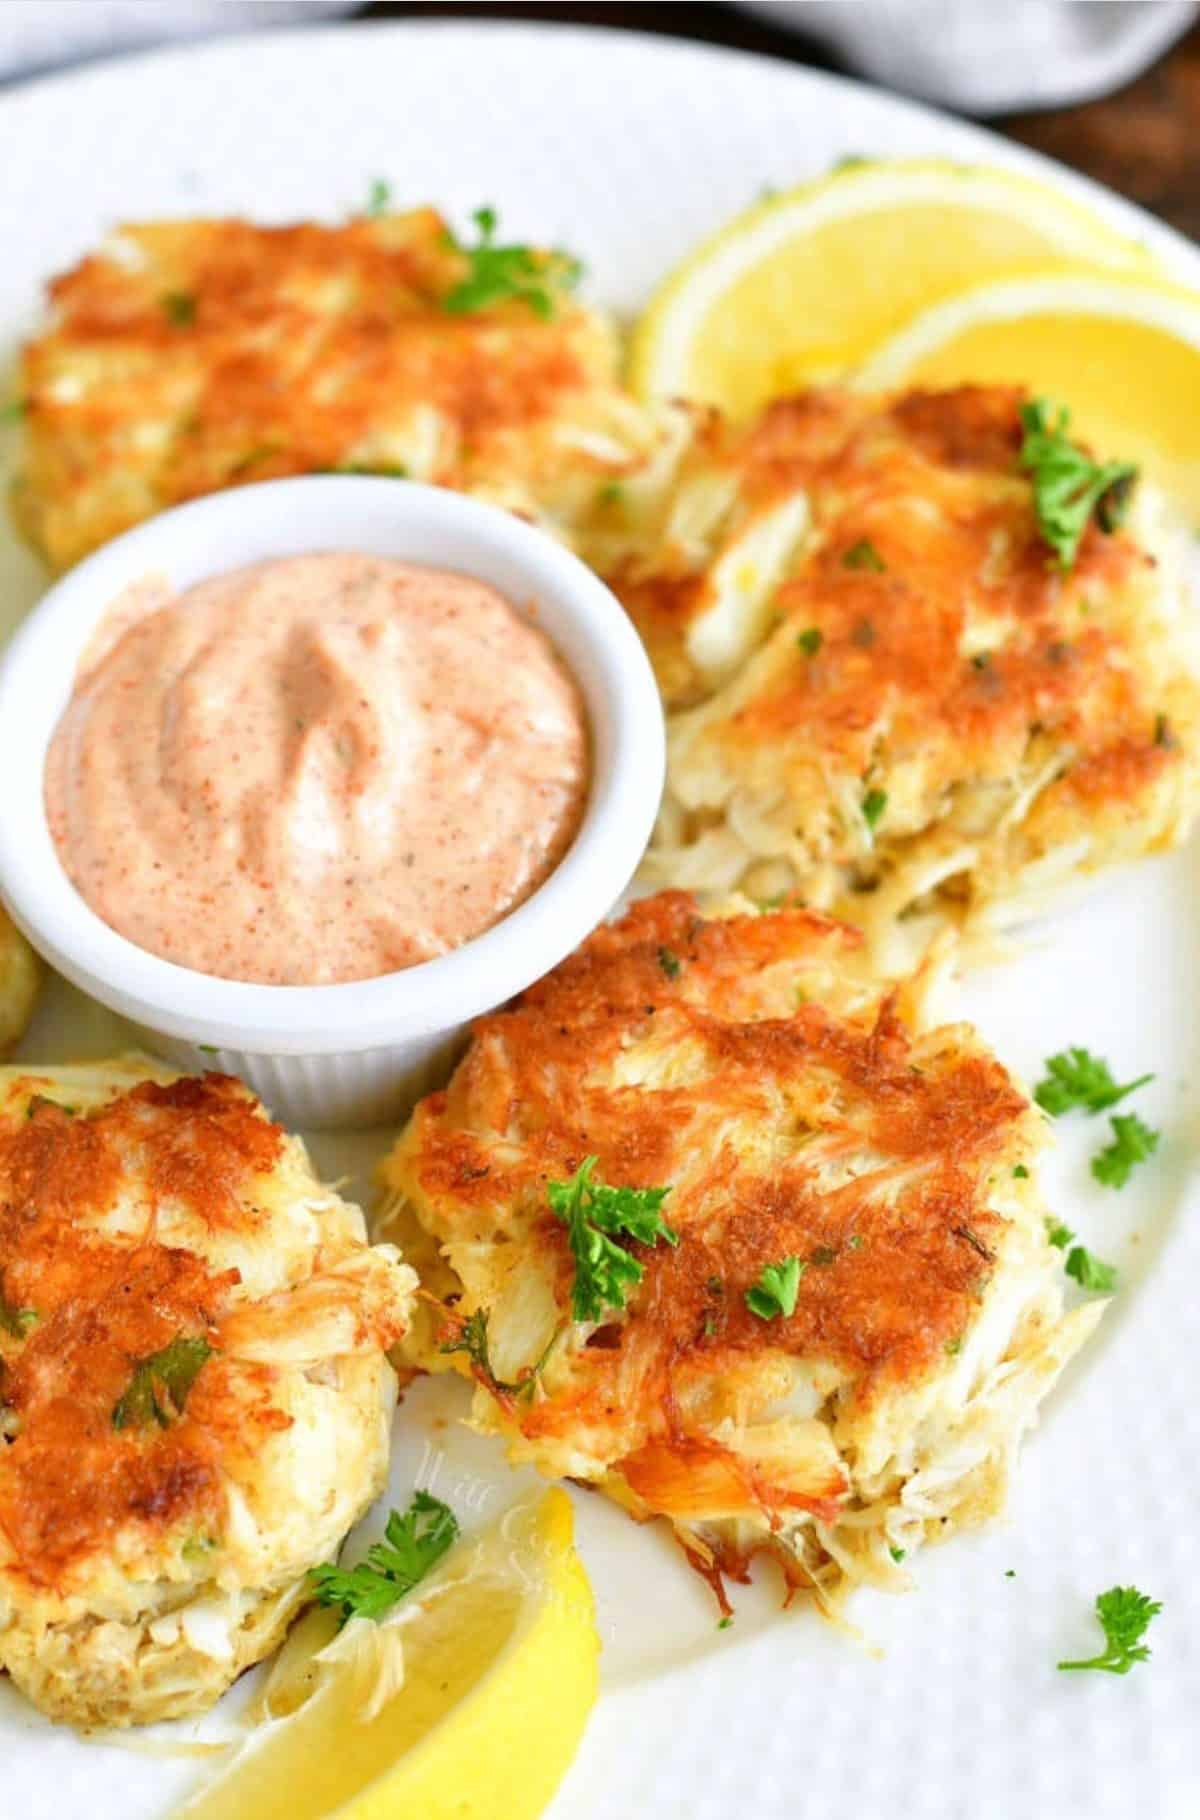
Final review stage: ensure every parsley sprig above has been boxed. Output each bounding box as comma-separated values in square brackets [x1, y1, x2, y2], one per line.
[440, 1304, 557, 1398]
[310, 1491, 458, 1626]
[440, 1305, 510, 1385]
[1018, 399, 1138, 573]
[1033, 1048, 1152, 1117]
[443, 207, 582, 320]
[1034, 1047, 1159, 1191]
[113, 1335, 212, 1430]
[1091, 1112, 1158, 1190]
[1058, 1585, 1162, 1675]
[548, 1157, 677, 1323]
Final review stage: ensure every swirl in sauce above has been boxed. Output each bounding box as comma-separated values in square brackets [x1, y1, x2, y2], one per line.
[45, 553, 588, 984]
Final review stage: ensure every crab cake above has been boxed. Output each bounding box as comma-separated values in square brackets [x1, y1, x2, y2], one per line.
[378, 891, 1099, 1611]
[0, 910, 38, 1054]
[610, 387, 1200, 955]
[0, 1057, 414, 1729]
[14, 208, 675, 572]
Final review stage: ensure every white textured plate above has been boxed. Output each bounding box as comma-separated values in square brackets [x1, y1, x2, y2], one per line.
[1, 22, 1198, 1820]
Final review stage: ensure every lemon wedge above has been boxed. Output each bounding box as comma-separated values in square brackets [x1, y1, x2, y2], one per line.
[0, 907, 38, 1053]
[173, 1488, 598, 1820]
[629, 158, 1157, 417]
[857, 268, 1200, 518]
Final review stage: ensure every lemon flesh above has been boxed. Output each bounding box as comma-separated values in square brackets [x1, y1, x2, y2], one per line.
[173, 1488, 598, 1820]
[858, 270, 1200, 519]
[630, 159, 1157, 417]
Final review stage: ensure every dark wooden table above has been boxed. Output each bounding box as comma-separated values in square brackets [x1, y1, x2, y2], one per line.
[363, 2, 1200, 243]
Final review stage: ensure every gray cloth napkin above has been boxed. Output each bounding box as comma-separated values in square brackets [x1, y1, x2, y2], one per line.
[0, 1, 357, 84]
[3, 2, 1196, 115]
[740, 0, 1198, 112]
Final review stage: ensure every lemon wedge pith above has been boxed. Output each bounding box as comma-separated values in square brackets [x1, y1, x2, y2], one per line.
[174, 1488, 598, 1820]
[629, 158, 1159, 417]
[857, 269, 1200, 518]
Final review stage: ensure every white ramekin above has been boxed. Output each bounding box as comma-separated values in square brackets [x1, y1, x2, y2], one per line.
[0, 477, 664, 1129]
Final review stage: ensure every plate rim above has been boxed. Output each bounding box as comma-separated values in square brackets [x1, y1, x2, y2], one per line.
[1, 13, 1199, 285]
[0, 21, 1196, 1820]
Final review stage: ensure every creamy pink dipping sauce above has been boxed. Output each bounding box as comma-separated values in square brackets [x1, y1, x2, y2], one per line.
[46, 553, 589, 985]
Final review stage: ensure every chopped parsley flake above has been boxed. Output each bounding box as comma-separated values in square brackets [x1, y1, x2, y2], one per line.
[25, 1094, 67, 1119]
[229, 442, 281, 478]
[861, 788, 887, 832]
[657, 946, 681, 980]
[1090, 1113, 1159, 1189]
[336, 461, 409, 478]
[843, 538, 886, 572]
[364, 176, 392, 217]
[889, 1545, 906, 1563]
[0, 1291, 36, 1339]
[1013, 1164, 1029, 1179]
[1058, 1585, 1161, 1675]
[549, 1158, 677, 1323]
[1045, 1218, 1075, 1250]
[443, 206, 582, 319]
[1033, 1048, 1153, 1117]
[1065, 1245, 1118, 1293]
[162, 291, 196, 326]
[310, 1491, 458, 1626]
[797, 627, 823, 656]
[745, 1256, 805, 1321]
[1019, 398, 1138, 573]
[113, 1335, 213, 1430]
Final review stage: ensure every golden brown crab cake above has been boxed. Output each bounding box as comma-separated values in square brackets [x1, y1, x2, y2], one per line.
[377, 891, 1099, 1612]
[0, 909, 39, 1054]
[0, 1057, 415, 1729]
[611, 387, 1200, 956]
[13, 208, 676, 572]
